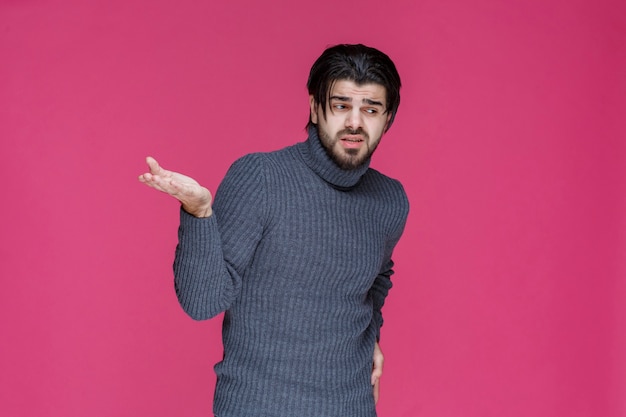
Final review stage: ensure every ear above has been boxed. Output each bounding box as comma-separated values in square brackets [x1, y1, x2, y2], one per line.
[309, 95, 318, 124]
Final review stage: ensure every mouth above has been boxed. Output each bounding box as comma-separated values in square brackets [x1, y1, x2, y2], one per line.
[340, 136, 364, 149]
[341, 135, 364, 142]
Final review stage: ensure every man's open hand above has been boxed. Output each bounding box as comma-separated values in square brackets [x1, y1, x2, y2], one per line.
[138, 156, 213, 218]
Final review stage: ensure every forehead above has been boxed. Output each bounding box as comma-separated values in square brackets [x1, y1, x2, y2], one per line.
[329, 80, 387, 104]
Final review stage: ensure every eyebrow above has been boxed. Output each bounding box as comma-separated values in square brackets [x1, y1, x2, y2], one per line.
[330, 95, 385, 107]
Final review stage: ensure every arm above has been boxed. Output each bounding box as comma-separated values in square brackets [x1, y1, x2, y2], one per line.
[368, 180, 410, 404]
[368, 177, 409, 341]
[368, 255, 399, 406]
[139, 155, 267, 319]
[368, 257, 394, 405]
[173, 154, 267, 319]
[369, 258, 395, 341]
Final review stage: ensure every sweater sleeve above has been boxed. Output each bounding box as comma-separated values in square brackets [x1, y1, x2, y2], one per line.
[369, 242, 400, 341]
[173, 154, 267, 320]
[368, 179, 409, 341]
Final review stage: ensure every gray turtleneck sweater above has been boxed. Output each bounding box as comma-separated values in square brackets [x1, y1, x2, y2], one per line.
[173, 127, 409, 417]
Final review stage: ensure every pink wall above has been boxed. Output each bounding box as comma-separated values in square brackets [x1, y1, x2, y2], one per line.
[1, 0, 624, 416]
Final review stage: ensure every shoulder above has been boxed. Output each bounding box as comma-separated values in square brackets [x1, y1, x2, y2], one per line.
[358, 168, 409, 238]
[217, 152, 272, 197]
[219, 145, 301, 199]
[228, 143, 299, 172]
[228, 151, 267, 171]
[363, 168, 409, 209]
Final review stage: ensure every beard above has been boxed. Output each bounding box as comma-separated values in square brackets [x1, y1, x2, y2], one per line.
[317, 127, 379, 171]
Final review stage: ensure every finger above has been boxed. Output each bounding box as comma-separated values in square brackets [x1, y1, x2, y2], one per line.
[375, 356, 384, 374]
[146, 156, 164, 176]
[371, 365, 382, 386]
[373, 378, 380, 405]
[139, 174, 178, 195]
[371, 356, 384, 385]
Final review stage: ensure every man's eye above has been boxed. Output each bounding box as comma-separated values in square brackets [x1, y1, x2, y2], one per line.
[365, 108, 378, 114]
[334, 104, 346, 110]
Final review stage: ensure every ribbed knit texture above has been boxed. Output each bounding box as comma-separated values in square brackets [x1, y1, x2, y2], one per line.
[174, 127, 409, 417]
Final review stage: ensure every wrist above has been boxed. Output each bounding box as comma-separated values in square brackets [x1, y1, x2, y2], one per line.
[182, 203, 213, 218]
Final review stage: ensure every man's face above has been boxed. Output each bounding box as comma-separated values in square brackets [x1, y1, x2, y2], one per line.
[310, 79, 392, 170]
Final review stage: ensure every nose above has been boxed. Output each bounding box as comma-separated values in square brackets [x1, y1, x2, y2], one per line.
[345, 108, 363, 130]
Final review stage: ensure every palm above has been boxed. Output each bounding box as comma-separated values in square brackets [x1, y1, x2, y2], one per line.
[138, 156, 213, 217]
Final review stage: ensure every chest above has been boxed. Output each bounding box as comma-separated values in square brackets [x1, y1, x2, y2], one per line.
[250, 176, 392, 295]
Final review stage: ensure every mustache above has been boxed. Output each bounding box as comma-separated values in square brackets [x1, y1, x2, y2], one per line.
[337, 128, 369, 139]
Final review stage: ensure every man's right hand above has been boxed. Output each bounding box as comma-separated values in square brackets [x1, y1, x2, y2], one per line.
[138, 156, 213, 218]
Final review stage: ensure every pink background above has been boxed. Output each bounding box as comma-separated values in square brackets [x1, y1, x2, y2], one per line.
[1, 0, 624, 416]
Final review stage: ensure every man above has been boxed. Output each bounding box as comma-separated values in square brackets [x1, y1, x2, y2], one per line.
[139, 44, 409, 417]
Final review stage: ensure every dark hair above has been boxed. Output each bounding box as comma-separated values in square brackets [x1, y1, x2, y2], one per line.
[306, 44, 401, 132]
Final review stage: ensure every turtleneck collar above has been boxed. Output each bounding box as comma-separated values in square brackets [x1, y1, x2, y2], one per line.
[297, 125, 370, 190]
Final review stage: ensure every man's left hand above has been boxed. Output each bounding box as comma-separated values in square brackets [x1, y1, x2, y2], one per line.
[371, 341, 384, 405]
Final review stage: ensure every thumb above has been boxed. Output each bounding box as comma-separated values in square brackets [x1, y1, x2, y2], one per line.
[146, 156, 162, 175]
